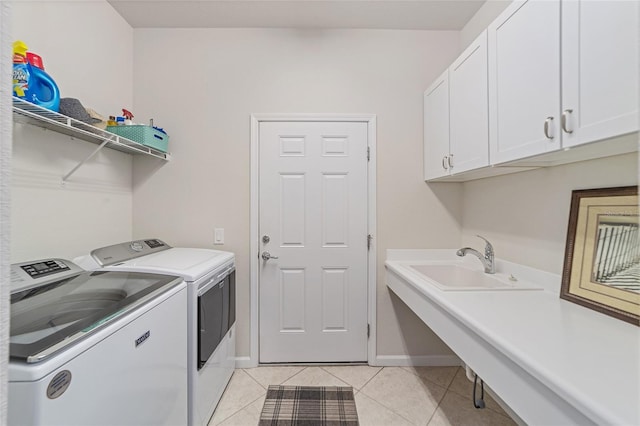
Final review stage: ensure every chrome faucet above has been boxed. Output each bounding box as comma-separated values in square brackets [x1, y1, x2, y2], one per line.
[456, 235, 495, 274]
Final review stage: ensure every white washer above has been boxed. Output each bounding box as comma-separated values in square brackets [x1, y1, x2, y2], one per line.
[75, 239, 235, 426]
[9, 258, 188, 426]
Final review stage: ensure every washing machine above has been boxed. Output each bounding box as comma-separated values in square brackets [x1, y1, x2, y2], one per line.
[74, 239, 236, 426]
[8, 258, 188, 426]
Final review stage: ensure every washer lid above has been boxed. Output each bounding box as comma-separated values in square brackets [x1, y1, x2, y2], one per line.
[106, 248, 234, 282]
[10, 270, 183, 363]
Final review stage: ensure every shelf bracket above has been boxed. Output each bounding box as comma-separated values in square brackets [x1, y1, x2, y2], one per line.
[62, 135, 115, 183]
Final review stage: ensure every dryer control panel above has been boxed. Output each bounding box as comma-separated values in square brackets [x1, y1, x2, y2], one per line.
[90, 238, 171, 266]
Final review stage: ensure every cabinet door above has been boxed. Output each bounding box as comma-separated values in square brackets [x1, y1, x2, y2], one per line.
[449, 30, 489, 174]
[488, 0, 561, 164]
[424, 70, 450, 180]
[561, 0, 639, 147]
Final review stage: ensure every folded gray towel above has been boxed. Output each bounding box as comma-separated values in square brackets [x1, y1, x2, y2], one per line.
[59, 98, 101, 124]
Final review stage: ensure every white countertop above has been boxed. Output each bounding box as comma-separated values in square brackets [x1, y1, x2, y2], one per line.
[385, 249, 640, 426]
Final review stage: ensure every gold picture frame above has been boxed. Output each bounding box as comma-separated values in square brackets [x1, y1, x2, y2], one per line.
[561, 186, 639, 326]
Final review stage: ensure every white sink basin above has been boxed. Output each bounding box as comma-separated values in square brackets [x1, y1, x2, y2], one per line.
[408, 263, 542, 291]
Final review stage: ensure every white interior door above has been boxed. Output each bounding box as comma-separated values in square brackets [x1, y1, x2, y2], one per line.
[259, 121, 369, 363]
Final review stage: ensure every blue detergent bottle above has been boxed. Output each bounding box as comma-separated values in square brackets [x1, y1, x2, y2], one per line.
[12, 41, 60, 112]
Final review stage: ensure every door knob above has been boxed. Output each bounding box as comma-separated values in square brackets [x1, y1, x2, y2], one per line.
[261, 251, 279, 261]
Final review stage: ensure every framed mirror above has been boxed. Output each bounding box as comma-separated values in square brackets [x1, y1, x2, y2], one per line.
[561, 186, 639, 326]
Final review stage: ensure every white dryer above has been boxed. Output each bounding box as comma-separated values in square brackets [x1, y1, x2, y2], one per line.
[9, 258, 188, 426]
[75, 239, 235, 426]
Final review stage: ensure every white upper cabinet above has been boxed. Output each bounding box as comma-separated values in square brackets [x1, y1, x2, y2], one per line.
[560, 0, 639, 147]
[424, 70, 450, 180]
[424, 0, 638, 181]
[424, 31, 489, 181]
[449, 31, 489, 174]
[488, 0, 562, 164]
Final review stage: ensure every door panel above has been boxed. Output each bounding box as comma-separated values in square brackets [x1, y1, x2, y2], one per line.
[488, 0, 561, 163]
[423, 71, 450, 180]
[561, 0, 639, 146]
[280, 268, 306, 331]
[322, 173, 349, 246]
[259, 121, 368, 363]
[449, 30, 489, 173]
[280, 174, 305, 246]
[322, 268, 348, 331]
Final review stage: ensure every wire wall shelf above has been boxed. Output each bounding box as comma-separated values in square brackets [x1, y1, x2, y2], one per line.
[12, 97, 171, 182]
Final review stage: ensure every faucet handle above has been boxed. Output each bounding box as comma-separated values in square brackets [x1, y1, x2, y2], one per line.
[476, 235, 494, 257]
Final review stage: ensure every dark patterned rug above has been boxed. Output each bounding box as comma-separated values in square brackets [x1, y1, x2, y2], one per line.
[259, 385, 359, 426]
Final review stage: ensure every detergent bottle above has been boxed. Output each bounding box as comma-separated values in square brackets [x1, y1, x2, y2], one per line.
[12, 40, 31, 100]
[12, 41, 61, 112]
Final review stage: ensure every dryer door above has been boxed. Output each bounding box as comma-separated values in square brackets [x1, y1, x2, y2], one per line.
[197, 281, 223, 370]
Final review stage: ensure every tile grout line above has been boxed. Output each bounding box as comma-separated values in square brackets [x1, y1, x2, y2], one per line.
[277, 365, 308, 385]
[355, 365, 385, 391]
[356, 384, 420, 426]
[318, 365, 371, 389]
[359, 367, 436, 426]
[420, 366, 459, 426]
[318, 369, 351, 388]
[424, 374, 454, 426]
[218, 366, 311, 426]
[210, 370, 261, 426]
[218, 393, 267, 426]
[447, 367, 510, 417]
[241, 368, 270, 391]
[401, 365, 460, 391]
[444, 366, 461, 392]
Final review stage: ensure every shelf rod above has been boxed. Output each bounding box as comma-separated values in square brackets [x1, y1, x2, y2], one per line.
[62, 135, 115, 183]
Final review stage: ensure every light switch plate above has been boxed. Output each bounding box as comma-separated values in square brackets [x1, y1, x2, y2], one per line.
[214, 228, 224, 245]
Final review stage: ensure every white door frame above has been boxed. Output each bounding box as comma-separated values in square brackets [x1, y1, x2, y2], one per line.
[244, 114, 376, 368]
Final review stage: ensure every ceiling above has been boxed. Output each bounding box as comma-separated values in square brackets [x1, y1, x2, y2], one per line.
[107, 0, 486, 30]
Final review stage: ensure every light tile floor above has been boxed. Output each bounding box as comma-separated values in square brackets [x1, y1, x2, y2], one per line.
[209, 366, 517, 426]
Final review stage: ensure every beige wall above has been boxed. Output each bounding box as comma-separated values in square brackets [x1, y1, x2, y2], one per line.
[461, 152, 639, 274]
[11, 1, 135, 261]
[131, 28, 463, 360]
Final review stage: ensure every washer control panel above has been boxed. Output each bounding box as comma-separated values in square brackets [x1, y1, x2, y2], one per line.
[11, 259, 84, 293]
[20, 259, 70, 279]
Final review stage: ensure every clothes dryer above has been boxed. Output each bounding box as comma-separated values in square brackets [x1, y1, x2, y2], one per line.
[75, 239, 235, 426]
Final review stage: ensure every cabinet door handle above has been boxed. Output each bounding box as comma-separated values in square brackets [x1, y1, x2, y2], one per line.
[561, 109, 573, 134]
[544, 116, 555, 140]
[448, 154, 454, 169]
[442, 156, 449, 170]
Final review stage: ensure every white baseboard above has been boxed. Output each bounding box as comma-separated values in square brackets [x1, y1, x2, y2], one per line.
[234, 354, 460, 368]
[372, 354, 461, 367]
[234, 356, 257, 369]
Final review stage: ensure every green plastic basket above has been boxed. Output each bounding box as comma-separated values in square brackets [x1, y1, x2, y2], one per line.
[106, 125, 169, 152]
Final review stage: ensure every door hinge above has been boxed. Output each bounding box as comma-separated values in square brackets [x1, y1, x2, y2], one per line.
[367, 234, 373, 250]
[367, 323, 370, 338]
[367, 146, 370, 161]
